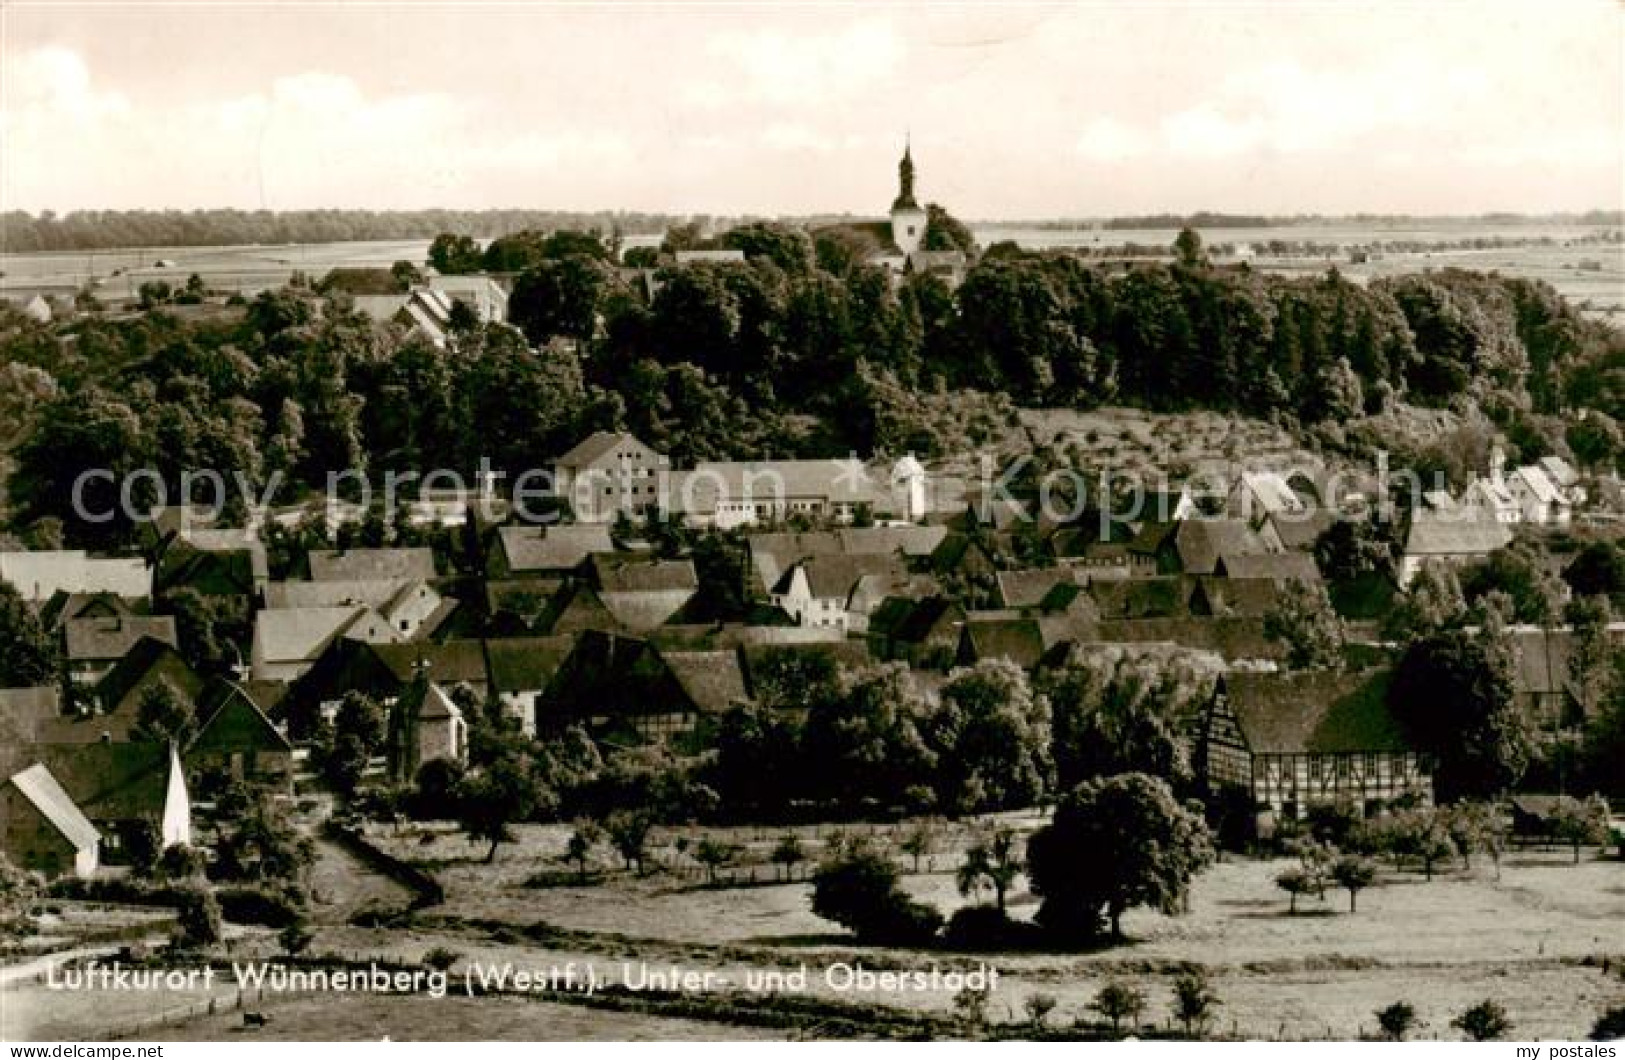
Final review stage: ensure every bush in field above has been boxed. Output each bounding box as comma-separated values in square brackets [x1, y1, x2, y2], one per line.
[279, 918, 314, 958]
[173, 885, 222, 948]
[1592, 1005, 1625, 1041]
[422, 946, 461, 971]
[1376, 1001, 1418, 1041]
[1453, 1000, 1512, 1041]
[810, 841, 942, 946]
[1024, 992, 1057, 1031]
[216, 883, 305, 928]
[770, 834, 805, 880]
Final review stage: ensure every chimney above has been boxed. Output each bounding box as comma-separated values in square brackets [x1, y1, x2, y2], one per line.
[1490, 445, 1506, 488]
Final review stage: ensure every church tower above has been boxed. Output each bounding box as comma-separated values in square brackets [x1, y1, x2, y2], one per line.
[889, 141, 927, 261]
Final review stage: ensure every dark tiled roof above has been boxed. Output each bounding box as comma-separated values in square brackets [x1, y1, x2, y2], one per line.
[590, 555, 698, 594]
[308, 548, 436, 583]
[1172, 519, 1268, 576]
[1214, 551, 1322, 584]
[497, 526, 614, 573]
[661, 650, 749, 714]
[64, 616, 178, 663]
[485, 635, 576, 693]
[1220, 669, 1410, 754]
[1088, 576, 1192, 620]
[556, 431, 655, 469]
[7, 763, 99, 850]
[94, 636, 200, 716]
[996, 568, 1085, 610]
[1267, 510, 1337, 552]
[1403, 512, 1513, 558]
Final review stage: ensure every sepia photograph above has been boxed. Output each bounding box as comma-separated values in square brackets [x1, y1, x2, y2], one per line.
[0, 0, 1622, 1047]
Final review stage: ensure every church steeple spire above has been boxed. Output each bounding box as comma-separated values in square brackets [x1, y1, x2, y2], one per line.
[893, 138, 919, 211]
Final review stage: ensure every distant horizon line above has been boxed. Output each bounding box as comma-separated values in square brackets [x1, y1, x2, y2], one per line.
[5, 207, 1622, 225]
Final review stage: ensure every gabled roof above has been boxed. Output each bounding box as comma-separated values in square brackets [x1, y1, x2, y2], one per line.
[661, 650, 749, 714]
[681, 459, 884, 509]
[0, 686, 63, 752]
[188, 682, 292, 753]
[868, 596, 965, 643]
[38, 591, 142, 629]
[265, 578, 413, 610]
[1511, 465, 1564, 506]
[1191, 577, 1284, 618]
[1218, 669, 1409, 754]
[253, 606, 391, 665]
[64, 615, 178, 663]
[1214, 551, 1321, 584]
[498, 525, 615, 573]
[31, 742, 175, 821]
[154, 539, 266, 596]
[959, 617, 1049, 669]
[996, 568, 1085, 610]
[1088, 576, 1192, 620]
[775, 553, 909, 601]
[94, 636, 199, 715]
[555, 431, 658, 470]
[1403, 511, 1513, 558]
[0, 551, 151, 603]
[590, 554, 699, 594]
[308, 548, 436, 583]
[1234, 472, 1306, 516]
[540, 582, 623, 635]
[1170, 519, 1268, 576]
[1538, 456, 1579, 489]
[370, 641, 490, 686]
[1265, 510, 1337, 552]
[485, 635, 576, 694]
[7, 763, 99, 851]
[418, 682, 462, 721]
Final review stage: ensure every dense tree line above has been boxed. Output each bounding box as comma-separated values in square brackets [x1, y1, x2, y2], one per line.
[0, 209, 681, 253]
[4, 220, 1622, 551]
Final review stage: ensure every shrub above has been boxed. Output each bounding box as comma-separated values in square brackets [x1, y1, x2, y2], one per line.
[422, 946, 461, 971]
[810, 842, 942, 946]
[1376, 1001, 1418, 1041]
[942, 904, 1032, 951]
[172, 885, 222, 948]
[1453, 1000, 1512, 1041]
[1592, 1005, 1625, 1042]
[217, 883, 305, 928]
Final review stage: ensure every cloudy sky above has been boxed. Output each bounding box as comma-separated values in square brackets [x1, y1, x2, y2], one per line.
[2, 1, 1620, 218]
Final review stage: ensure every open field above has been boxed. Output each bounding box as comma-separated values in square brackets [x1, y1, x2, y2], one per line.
[15, 831, 1618, 1041]
[159, 995, 783, 1042]
[314, 824, 1625, 1041]
[4, 223, 1620, 319]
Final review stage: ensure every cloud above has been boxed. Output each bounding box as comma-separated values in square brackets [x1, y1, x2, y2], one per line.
[1, 49, 637, 208]
[1074, 117, 1151, 163]
[692, 18, 904, 108]
[4, 45, 129, 120]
